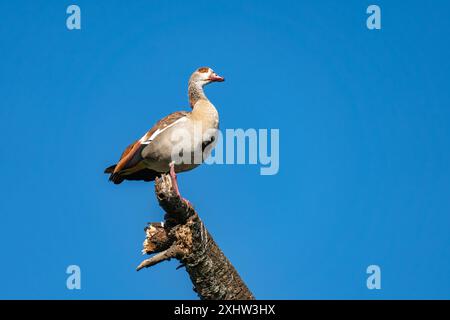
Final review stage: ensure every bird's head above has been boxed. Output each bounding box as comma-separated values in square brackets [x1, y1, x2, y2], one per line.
[190, 67, 225, 87]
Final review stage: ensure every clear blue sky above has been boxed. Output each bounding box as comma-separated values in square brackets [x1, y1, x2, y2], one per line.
[1, 0, 449, 299]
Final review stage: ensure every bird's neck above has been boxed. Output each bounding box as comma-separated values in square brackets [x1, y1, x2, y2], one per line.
[188, 81, 208, 108]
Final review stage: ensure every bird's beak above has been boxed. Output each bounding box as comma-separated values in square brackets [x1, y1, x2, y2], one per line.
[209, 73, 225, 82]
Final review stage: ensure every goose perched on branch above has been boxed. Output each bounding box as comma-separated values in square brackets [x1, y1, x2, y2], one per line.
[105, 67, 224, 197]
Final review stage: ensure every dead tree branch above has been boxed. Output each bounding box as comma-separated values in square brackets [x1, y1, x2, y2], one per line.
[137, 174, 255, 300]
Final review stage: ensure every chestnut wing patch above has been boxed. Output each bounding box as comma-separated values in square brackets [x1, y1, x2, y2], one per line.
[112, 140, 146, 174]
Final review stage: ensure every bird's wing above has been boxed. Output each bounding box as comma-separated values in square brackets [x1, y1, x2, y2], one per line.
[111, 111, 189, 174]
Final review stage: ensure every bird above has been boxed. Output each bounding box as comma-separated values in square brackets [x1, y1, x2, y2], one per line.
[104, 67, 224, 197]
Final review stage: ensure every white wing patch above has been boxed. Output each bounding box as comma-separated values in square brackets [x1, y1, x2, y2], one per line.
[139, 117, 188, 145]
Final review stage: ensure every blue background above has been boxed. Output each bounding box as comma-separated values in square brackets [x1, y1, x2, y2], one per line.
[1, 0, 449, 299]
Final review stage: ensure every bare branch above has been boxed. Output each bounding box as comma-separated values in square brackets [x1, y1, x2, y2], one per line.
[136, 245, 183, 271]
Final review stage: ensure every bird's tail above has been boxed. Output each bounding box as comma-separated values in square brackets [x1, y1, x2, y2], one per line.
[104, 164, 116, 174]
[104, 164, 124, 184]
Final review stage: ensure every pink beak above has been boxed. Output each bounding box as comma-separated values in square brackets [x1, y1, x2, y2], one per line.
[209, 73, 225, 82]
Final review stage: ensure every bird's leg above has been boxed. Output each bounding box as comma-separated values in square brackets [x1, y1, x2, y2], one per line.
[169, 162, 181, 197]
[169, 162, 192, 208]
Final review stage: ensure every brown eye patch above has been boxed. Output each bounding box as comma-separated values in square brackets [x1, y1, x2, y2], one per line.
[198, 67, 209, 73]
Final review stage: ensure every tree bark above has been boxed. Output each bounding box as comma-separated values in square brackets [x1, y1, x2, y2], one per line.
[136, 174, 255, 300]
